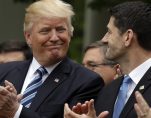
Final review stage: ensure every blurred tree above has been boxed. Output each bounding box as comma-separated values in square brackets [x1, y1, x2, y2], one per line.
[13, 0, 85, 63]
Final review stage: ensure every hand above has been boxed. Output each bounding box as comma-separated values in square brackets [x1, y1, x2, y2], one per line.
[98, 111, 109, 118]
[64, 99, 109, 118]
[5, 80, 23, 102]
[0, 80, 20, 118]
[72, 101, 89, 114]
[134, 91, 151, 118]
[64, 99, 97, 118]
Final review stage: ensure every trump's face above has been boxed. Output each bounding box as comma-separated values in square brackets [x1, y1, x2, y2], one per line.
[25, 17, 71, 66]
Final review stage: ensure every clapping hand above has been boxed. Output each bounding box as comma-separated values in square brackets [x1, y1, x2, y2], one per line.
[0, 80, 22, 118]
[64, 99, 109, 118]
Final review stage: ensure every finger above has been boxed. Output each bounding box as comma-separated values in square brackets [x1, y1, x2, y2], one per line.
[64, 103, 71, 114]
[17, 94, 23, 102]
[87, 99, 96, 117]
[5, 85, 12, 91]
[98, 111, 109, 118]
[4, 80, 17, 94]
[134, 103, 142, 118]
[72, 103, 82, 114]
[72, 106, 78, 112]
[64, 103, 79, 118]
[79, 101, 89, 114]
[135, 91, 150, 113]
[0, 86, 9, 95]
[81, 103, 88, 114]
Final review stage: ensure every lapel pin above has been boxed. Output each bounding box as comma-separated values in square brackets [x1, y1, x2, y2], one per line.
[139, 85, 145, 90]
[54, 78, 59, 83]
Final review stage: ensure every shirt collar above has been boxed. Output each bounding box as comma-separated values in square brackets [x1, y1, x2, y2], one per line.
[30, 57, 61, 75]
[129, 58, 151, 85]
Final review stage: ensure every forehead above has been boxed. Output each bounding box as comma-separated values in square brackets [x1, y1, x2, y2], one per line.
[107, 17, 116, 29]
[107, 16, 122, 34]
[83, 48, 105, 61]
[34, 17, 68, 28]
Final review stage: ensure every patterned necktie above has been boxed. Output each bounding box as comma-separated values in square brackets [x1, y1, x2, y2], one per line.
[21, 66, 47, 108]
[113, 75, 132, 118]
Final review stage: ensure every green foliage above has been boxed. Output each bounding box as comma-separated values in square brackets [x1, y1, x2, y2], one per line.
[65, 0, 84, 62]
[68, 37, 83, 63]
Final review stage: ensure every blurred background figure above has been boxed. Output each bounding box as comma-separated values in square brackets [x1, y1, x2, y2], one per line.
[82, 41, 121, 85]
[0, 40, 32, 63]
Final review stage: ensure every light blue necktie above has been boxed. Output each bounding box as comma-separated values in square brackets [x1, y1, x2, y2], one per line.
[21, 66, 47, 108]
[113, 75, 132, 118]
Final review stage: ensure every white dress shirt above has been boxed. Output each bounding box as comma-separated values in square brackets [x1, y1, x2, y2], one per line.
[125, 58, 151, 103]
[14, 57, 60, 118]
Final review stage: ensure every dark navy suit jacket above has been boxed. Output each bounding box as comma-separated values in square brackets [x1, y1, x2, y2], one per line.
[95, 67, 151, 118]
[0, 57, 104, 118]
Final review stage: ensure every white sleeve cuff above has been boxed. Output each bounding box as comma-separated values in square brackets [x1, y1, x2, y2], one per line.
[13, 104, 23, 118]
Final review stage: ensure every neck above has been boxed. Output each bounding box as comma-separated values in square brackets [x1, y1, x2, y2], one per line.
[118, 50, 151, 75]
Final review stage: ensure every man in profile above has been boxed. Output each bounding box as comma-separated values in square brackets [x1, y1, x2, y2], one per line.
[64, 1, 151, 118]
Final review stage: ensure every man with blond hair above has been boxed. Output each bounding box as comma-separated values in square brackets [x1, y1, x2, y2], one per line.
[0, 0, 103, 118]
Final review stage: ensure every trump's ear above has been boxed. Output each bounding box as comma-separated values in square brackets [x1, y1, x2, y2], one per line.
[24, 31, 32, 48]
[70, 26, 74, 37]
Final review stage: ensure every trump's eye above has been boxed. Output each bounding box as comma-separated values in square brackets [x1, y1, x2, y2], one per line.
[56, 26, 67, 33]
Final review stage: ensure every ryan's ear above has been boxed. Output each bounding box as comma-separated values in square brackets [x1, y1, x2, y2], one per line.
[24, 31, 32, 47]
[124, 29, 134, 47]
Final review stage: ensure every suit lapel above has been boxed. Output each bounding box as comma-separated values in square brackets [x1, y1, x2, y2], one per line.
[120, 67, 151, 118]
[14, 61, 31, 93]
[108, 76, 124, 117]
[30, 58, 71, 111]
[4, 60, 31, 93]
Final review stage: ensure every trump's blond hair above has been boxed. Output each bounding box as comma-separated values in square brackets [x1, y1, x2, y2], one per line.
[24, 0, 74, 35]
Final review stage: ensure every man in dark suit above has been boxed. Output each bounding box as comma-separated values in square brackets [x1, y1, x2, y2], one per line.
[0, 0, 104, 118]
[64, 1, 151, 118]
